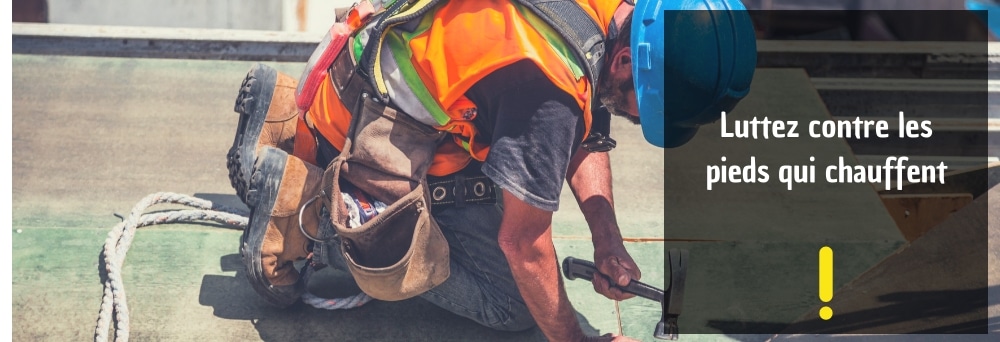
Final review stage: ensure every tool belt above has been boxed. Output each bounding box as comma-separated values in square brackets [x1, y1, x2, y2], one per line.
[313, 130, 498, 211]
[308, 3, 450, 301]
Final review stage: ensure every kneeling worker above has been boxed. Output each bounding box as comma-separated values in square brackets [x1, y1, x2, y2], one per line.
[225, 0, 756, 340]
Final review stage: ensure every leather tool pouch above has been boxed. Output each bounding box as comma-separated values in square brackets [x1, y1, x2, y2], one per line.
[320, 33, 450, 301]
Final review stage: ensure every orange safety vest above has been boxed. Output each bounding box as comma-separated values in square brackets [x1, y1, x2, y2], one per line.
[303, 0, 620, 177]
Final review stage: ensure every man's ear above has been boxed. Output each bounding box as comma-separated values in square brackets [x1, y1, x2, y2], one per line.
[609, 46, 632, 75]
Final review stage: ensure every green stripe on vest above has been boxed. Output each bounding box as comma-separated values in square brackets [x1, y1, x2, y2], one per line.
[385, 14, 452, 126]
[514, 3, 586, 80]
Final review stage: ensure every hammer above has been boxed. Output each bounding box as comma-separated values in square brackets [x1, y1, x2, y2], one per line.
[562, 249, 688, 340]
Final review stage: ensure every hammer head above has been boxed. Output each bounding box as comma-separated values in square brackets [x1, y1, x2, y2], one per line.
[654, 316, 679, 340]
[560, 250, 689, 340]
[653, 249, 688, 340]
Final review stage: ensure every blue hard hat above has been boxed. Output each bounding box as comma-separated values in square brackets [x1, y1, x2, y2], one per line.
[632, 0, 757, 148]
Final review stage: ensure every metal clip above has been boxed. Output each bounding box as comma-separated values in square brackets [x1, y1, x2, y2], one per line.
[299, 195, 333, 242]
[581, 132, 617, 152]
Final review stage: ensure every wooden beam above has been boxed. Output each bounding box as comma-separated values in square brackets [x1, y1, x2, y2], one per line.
[843, 130, 993, 157]
[812, 78, 993, 92]
[812, 78, 994, 120]
[782, 185, 991, 334]
[880, 193, 973, 242]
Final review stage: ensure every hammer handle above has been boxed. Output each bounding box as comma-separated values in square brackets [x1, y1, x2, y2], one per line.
[562, 257, 664, 302]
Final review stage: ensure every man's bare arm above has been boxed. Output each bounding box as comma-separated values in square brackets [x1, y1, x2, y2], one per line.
[497, 190, 588, 342]
[566, 149, 641, 300]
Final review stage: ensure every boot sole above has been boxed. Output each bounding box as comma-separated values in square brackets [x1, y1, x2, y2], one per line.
[241, 147, 304, 307]
[228, 63, 277, 203]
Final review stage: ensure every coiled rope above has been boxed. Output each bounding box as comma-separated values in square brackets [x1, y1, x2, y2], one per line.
[95, 192, 373, 342]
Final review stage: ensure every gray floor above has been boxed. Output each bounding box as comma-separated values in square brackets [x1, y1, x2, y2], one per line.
[11, 55, 996, 341]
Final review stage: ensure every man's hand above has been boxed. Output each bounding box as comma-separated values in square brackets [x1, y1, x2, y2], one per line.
[591, 243, 642, 301]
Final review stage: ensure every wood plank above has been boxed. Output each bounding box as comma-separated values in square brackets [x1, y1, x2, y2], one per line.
[880, 193, 973, 242]
[757, 41, 992, 79]
[844, 130, 993, 157]
[781, 185, 992, 334]
[812, 78, 992, 92]
[812, 78, 994, 120]
[757, 40, 986, 55]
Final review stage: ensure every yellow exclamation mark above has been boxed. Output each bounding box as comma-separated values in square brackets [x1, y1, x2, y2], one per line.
[819, 246, 833, 320]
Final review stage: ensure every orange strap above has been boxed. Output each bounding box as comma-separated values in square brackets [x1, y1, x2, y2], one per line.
[295, 1, 375, 112]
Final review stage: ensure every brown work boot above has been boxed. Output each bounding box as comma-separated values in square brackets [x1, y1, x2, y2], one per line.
[228, 63, 300, 204]
[241, 146, 324, 307]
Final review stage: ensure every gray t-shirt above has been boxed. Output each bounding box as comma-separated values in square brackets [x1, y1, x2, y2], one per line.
[467, 60, 586, 212]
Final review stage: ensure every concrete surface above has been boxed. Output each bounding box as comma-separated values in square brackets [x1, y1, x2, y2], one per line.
[10, 54, 663, 341]
[11, 54, 993, 341]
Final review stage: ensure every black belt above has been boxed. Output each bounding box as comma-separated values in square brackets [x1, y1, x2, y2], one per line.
[318, 132, 497, 209]
[427, 164, 497, 209]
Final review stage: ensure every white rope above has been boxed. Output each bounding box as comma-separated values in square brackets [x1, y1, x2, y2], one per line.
[298, 264, 375, 310]
[302, 291, 374, 310]
[96, 192, 372, 342]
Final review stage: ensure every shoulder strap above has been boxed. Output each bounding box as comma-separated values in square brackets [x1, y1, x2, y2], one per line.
[358, 0, 444, 100]
[518, 0, 616, 152]
[515, 0, 607, 86]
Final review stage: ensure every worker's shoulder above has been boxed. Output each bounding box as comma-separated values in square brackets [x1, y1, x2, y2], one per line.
[470, 60, 554, 97]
